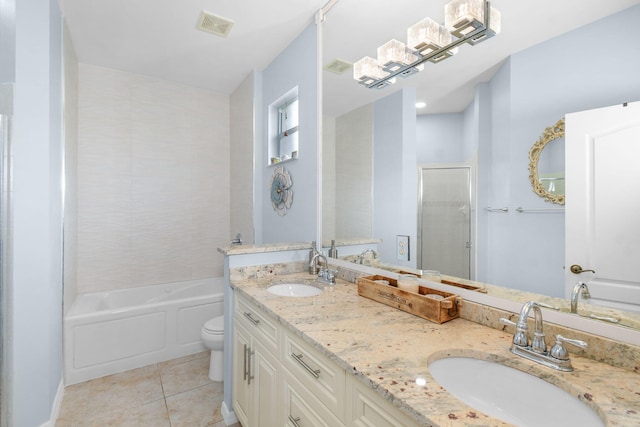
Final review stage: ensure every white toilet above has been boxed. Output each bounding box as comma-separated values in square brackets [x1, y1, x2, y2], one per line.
[201, 315, 224, 382]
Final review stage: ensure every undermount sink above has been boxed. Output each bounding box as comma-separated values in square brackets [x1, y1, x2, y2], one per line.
[267, 283, 322, 297]
[429, 357, 603, 427]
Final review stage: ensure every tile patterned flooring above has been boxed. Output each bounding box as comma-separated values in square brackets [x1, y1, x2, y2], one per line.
[56, 351, 241, 427]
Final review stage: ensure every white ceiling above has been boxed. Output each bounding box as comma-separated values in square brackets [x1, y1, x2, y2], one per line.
[59, 0, 639, 117]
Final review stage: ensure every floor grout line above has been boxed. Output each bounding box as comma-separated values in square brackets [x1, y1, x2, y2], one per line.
[56, 352, 224, 427]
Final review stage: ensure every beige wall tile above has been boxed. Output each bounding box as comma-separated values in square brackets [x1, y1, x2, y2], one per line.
[77, 64, 230, 293]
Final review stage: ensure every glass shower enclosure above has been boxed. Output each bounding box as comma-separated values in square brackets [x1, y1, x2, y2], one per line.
[419, 166, 472, 280]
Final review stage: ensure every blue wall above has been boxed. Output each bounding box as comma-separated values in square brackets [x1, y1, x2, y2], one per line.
[416, 113, 463, 164]
[256, 23, 318, 244]
[8, 0, 65, 425]
[418, 5, 640, 296]
[373, 88, 417, 267]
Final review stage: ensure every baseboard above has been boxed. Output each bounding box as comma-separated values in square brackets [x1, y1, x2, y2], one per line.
[40, 379, 64, 427]
[221, 401, 238, 426]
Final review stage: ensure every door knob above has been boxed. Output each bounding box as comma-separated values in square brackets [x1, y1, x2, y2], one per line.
[570, 264, 595, 274]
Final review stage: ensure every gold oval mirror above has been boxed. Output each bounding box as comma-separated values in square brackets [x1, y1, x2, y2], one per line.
[528, 118, 565, 205]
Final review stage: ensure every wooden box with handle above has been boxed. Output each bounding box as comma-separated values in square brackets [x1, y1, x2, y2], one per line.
[356, 275, 461, 324]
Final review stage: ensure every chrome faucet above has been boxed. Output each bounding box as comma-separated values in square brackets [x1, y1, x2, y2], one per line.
[500, 301, 588, 371]
[309, 252, 328, 275]
[570, 281, 591, 313]
[309, 252, 337, 284]
[358, 248, 378, 264]
[513, 301, 546, 352]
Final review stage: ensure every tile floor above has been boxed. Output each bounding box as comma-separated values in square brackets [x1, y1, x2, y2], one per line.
[55, 351, 241, 427]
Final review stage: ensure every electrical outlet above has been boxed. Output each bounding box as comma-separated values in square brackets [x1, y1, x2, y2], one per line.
[396, 235, 410, 261]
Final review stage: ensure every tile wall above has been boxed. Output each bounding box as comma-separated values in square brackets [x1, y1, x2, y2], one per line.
[229, 73, 254, 245]
[63, 24, 78, 313]
[335, 103, 373, 238]
[77, 64, 230, 293]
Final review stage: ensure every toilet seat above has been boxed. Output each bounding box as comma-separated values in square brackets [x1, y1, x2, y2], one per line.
[203, 315, 224, 335]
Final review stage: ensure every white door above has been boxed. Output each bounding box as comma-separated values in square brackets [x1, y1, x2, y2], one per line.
[565, 101, 640, 311]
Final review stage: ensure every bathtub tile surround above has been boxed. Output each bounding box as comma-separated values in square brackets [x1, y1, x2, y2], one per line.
[56, 351, 240, 427]
[77, 63, 230, 294]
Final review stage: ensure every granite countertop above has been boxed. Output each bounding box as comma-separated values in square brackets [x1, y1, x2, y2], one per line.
[230, 272, 640, 427]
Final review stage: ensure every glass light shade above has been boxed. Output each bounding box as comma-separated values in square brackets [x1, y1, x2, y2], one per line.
[407, 17, 458, 58]
[408, 18, 451, 51]
[353, 56, 388, 83]
[377, 39, 417, 69]
[445, 0, 501, 36]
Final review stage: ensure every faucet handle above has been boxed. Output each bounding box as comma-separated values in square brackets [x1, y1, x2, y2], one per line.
[500, 317, 528, 347]
[318, 266, 326, 278]
[499, 317, 529, 347]
[326, 269, 337, 284]
[499, 317, 516, 328]
[550, 334, 588, 360]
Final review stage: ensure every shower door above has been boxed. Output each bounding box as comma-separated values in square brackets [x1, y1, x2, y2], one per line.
[419, 166, 471, 279]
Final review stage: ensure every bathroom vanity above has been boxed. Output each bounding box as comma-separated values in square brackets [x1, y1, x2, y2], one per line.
[227, 268, 640, 426]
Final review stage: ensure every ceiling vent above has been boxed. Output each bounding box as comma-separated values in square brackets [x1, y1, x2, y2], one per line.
[324, 59, 353, 75]
[197, 11, 234, 37]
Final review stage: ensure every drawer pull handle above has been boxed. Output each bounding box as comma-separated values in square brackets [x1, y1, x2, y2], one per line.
[243, 311, 260, 326]
[288, 415, 302, 427]
[291, 353, 320, 378]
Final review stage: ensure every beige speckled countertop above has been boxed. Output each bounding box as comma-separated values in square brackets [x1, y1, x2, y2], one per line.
[230, 271, 640, 427]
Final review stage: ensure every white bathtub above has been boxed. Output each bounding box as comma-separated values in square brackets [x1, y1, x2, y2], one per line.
[64, 277, 224, 385]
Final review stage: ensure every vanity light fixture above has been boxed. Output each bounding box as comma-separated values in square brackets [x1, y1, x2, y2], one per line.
[353, 0, 501, 89]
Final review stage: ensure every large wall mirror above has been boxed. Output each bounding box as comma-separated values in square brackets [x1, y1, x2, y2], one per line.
[320, 0, 640, 332]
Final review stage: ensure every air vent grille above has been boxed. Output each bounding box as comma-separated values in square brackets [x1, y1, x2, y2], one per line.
[324, 59, 353, 75]
[197, 11, 234, 37]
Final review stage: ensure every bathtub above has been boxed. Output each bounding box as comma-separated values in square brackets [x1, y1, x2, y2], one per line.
[64, 277, 224, 385]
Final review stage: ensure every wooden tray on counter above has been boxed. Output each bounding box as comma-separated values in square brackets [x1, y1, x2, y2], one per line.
[397, 270, 486, 293]
[441, 279, 487, 293]
[356, 275, 461, 324]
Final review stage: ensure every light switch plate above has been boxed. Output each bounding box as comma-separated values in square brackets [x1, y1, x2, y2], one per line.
[396, 235, 410, 261]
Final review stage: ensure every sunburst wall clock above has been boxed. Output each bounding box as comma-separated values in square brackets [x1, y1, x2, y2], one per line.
[270, 166, 293, 216]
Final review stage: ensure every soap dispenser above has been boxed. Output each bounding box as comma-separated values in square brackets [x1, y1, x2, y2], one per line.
[328, 240, 338, 258]
[309, 241, 319, 274]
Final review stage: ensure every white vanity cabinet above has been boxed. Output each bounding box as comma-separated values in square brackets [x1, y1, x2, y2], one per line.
[281, 331, 346, 426]
[233, 293, 421, 427]
[233, 296, 280, 427]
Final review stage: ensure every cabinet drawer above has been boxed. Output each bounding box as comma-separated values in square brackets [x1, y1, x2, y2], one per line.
[347, 375, 420, 427]
[284, 371, 344, 427]
[283, 331, 345, 419]
[235, 295, 279, 352]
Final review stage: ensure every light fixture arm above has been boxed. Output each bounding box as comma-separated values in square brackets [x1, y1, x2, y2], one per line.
[365, 0, 495, 90]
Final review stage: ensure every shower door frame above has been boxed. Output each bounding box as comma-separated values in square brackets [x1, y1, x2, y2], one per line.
[0, 93, 13, 427]
[417, 164, 475, 280]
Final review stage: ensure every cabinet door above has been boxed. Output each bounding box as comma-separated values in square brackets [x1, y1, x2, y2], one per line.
[252, 337, 280, 427]
[232, 321, 252, 426]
